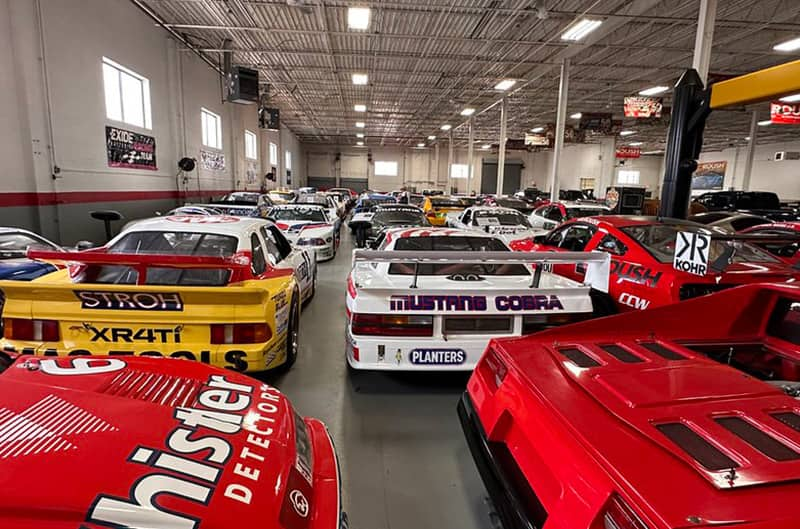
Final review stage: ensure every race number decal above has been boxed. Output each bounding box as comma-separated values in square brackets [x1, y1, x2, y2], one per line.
[39, 358, 126, 376]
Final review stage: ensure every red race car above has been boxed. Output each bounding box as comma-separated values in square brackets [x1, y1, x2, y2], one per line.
[740, 221, 800, 266]
[460, 282, 800, 529]
[0, 352, 345, 529]
[511, 216, 798, 311]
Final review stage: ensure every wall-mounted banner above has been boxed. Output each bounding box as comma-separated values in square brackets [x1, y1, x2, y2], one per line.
[623, 96, 663, 118]
[615, 146, 641, 159]
[579, 112, 613, 133]
[692, 161, 726, 190]
[200, 150, 226, 171]
[770, 101, 800, 124]
[105, 126, 157, 171]
[246, 160, 258, 184]
[524, 133, 549, 146]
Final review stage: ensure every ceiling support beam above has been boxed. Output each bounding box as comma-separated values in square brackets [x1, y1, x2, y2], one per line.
[692, 0, 718, 84]
[741, 110, 759, 191]
[496, 98, 507, 196]
[549, 58, 569, 202]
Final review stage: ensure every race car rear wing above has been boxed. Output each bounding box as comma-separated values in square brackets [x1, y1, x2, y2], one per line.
[352, 250, 610, 292]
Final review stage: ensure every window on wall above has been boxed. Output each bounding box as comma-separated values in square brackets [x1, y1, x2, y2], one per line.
[579, 177, 595, 190]
[375, 161, 398, 177]
[244, 130, 257, 160]
[450, 163, 469, 179]
[285, 150, 292, 170]
[102, 57, 152, 129]
[617, 170, 640, 185]
[201, 108, 222, 149]
[269, 143, 278, 166]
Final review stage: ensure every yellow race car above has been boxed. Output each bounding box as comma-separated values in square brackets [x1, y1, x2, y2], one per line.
[0, 215, 317, 373]
[422, 196, 475, 226]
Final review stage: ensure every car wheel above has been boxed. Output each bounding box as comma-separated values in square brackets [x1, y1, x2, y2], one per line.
[307, 267, 317, 301]
[278, 292, 300, 371]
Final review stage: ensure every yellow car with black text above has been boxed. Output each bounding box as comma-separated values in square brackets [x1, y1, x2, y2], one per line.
[0, 215, 318, 372]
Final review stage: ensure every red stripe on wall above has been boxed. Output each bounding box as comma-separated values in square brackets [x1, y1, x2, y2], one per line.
[0, 189, 233, 207]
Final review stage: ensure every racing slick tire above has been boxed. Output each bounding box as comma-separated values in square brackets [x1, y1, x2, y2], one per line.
[589, 288, 618, 317]
[277, 291, 301, 372]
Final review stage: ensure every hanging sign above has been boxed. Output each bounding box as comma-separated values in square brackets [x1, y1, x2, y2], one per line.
[524, 133, 549, 146]
[615, 146, 641, 159]
[105, 126, 157, 171]
[579, 112, 613, 133]
[623, 96, 663, 118]
[770, 101, 800, 124]
[200, 150, 226, 171]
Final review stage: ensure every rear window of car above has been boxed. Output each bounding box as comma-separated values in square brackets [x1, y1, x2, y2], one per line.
[388, 236, 528, 276]
[473, 211, 531, 227]
[109, 232, 238, 257]
[80, 265, 230, 286]
[270, 208, 326, 222]
[0, 233, 57, 259]
[431, 198, 472, 208]
[220, 193, 260, 204]
[373, 210, 427, 225]
[620, 224, 779, 264]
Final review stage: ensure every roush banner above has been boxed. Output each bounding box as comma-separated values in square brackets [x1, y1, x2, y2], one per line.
[770, 101, 800, 124]
[105, 126, 157, 170]
[615, 146, 641, 159]
[692, 161, 726, 190]
[524, 133, 549, 146]
[623, 96, 663, 118]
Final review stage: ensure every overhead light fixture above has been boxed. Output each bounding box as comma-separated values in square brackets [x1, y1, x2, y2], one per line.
[628, 141, 643, 146]
[460, 108, 476, 116]
[481, 144, 491, 150]
[773, 36, 800, 52]
[642, 150, 664, 155]
[347, 7, 370, 30]
[356, 132, 365, 138]
[417, 143, 425, 148]
[561, 18, 602, 41]
[441, 124, 452, 131]
[352, 73, 368, 85]
[639, 86, 669, 96]
[619, 130, 636, 136]
[744, 136, 751, 141]
[780, 93, 800, 102]
[531, 126, 544, 133]
[570, 112, 582, 119]
[758, 120, 772, 126]
[428, 135, 436, 140]
[356, 141, 364, 146]
[354, 104, 367, 112]
[494, 79, 517, 91]
[355, 121, 365, 128]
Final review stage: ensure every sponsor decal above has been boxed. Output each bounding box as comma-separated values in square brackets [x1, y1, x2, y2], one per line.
[495, 295, 564, 311]
[618, 292, 650, 310]
[106, 126, 157, 171]
[770, 101, 800, 125]
[389, 294, 565, 311]
[167, 215, 239, 224]
[86, 376, 288, 528]
[610, 261, 662, 287]
[38, 357, 126, 376]
[75, 290, 184, 311]
[289, 490, 310, 518]
[20, 348, 255, 372]
[409, 348, 466, 365]
[673, 231, 710, 276]
[76, 324, 183, 344]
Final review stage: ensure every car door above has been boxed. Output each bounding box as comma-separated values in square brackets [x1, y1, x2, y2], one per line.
[262, 225, 314, 294]
[453, 209, 470, 229]
[530, 205, 549, 228]
[535, 223, 598, 282]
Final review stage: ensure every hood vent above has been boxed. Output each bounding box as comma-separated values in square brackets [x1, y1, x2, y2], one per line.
[558, 347, 600, 368]
[600, 344, 643, 364]
[656, 422, 739, 471]
[772, 412, 800, 432]
[715, 417, 800, 462]
[640, 342, 686, 361]
[98, 369, 203, 408]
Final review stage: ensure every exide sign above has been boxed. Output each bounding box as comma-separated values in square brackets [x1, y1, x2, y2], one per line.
[770, 101, 800, 124]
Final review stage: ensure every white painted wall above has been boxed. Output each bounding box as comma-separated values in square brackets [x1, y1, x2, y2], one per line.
[699, 141, 800, 199]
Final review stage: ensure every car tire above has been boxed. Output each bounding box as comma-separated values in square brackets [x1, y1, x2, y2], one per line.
[278, 292, 300, 371]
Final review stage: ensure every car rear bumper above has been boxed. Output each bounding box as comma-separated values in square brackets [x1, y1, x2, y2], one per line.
[458, 393, 547, 529]
[306, 418, 348, 529]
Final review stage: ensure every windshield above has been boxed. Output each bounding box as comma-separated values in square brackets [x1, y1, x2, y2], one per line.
[565, 207, 609, 220]
[220, 193, 260, 204]
[474, 211, 531, 227]
[620, 224, 780, 264]
[388, 236, 528, 276]
[373, 210, 427, 226]
[495, 198, 528, 209]
[270, 208, 327, 222]
[431, 198, 472, 208]
[269, 191, 295, 201]
[109, 231, 238, 257]
[298, 196, 328, 206]
[0, 233, 58, 259]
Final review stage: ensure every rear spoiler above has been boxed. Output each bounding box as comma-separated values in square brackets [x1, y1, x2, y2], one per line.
[352, 250, 610, 292]
[28, 250, 250, 270]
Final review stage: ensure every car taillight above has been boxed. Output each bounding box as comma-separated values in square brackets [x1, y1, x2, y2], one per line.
[4, 318, 60, 341]
[599, 494, 650, 529]
[522, 312, 592, 334]
[426, 211, 437, 218]
[210, 323, 272, 344]
[346, 274, 357, 299]
[351, 313, 433, 337]
[479, 347, 507, 391]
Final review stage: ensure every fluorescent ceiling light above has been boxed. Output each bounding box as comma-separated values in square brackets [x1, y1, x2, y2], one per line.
[628, 142, 643, 146]
[774, 37, 800, 52]
[441, 124, 452, 131]
[744, 136, 751, 141]
[619, 130, 636, 136]
[780, 93, 800, 102]
[561, 18, 602, 41]
[639, 86, 669, 96]
[570, 112, 582, 119]
[347, 7, 370, 30]
[356, 133, 365, 138]
[531, 126, 544, 133]
[355, 121, 365, 128]
[354, 104, 366, 112]
[481, 144, 491, 150]
[428, 135, 436, 140]
[460, 108, 475, 116]
[352, 73, 368, 85]
[758, 120, 772, 126]
[356, 141, 364, 146]
[642, 150, 664, 155]
[494, 79, 516, 91]
[417, 143, 425, 148]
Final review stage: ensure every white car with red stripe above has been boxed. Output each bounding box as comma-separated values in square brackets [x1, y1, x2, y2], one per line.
[448, 206, 545, 244]
[344, 227, 611, 371]
[268, 205, 339, 261]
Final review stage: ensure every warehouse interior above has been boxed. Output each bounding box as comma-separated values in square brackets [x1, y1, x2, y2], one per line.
[2, 1, 800, 529]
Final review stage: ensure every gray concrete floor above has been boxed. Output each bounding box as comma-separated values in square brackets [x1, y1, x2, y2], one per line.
[261, 230, 494, 529]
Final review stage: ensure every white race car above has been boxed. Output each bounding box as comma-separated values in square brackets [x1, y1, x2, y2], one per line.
[269, 204, 339, 261]
[345, 227, 610, 371]
[449, 206, 544, 244]
[529, 201, 611, 230]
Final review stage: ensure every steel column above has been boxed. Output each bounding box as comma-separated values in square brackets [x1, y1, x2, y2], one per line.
[549, 58, 569, 202]
[692, 0, 717, 84]
[466, 118, 475, 194]
[742, 110, 759, 191]
[496, 98, 507, 195]
[447, 130, 454, 193]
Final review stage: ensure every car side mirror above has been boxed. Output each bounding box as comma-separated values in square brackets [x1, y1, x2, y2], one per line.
[75, 240, 95, 251]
